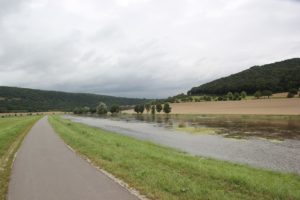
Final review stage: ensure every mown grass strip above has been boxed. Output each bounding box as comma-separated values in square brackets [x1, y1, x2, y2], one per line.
[49, 116, 300, 200]
[0, 116, 41, 200]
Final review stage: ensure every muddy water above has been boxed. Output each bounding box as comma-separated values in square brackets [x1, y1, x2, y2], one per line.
[65, 115, 300, 175]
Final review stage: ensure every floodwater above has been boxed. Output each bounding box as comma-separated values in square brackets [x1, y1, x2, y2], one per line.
[65, 114, 300, 175]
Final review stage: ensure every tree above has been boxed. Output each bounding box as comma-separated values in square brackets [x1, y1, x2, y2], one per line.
[156, 103, 162, 113]
[90, 108, 97, 114]
[134, 104, 144, 114]
[138, 104, 145, 114]
[287, 92, 295, 98]
[254, 91, 262, 99]
[73, 107, 81, 114]
[289, 88, 298, 95]
[262, 90, 272, 98]
[134, 105, 139, 114]
[233, 92, 241, 100]
[110, 105, 120, 114]
[241, 91, 247, 99]
[227, 92, 233, 100]
[163, 103, 172, 114]
[151, 105, 156, 115]
[82, 106, 90, 114]
[145, 104, 151, 113]
[96, 102, 108, 114]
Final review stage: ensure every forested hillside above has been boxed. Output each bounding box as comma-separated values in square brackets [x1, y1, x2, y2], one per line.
[188, 58, 300, 95]
[0, 86, 148, 112]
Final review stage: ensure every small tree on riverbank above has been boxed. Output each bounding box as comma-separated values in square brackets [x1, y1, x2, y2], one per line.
[134, 105, 145, 114]
[97, 102, 108, 114]
[156, 103, 162, 113]
[110, 105, 120, 114]
[145, 104, 151, 113]
[163, 103, 171, 114]
[151, 105, 156, 115]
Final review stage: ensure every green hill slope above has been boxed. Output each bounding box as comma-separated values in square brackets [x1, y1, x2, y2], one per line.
[188, 58, 300, 95]
[0, 86, 148, 112]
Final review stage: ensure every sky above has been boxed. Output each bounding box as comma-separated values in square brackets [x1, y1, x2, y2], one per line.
[0, 0, 299, 98]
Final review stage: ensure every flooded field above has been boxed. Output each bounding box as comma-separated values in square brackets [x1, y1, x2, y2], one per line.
[65, 114, 300, 174]
[108, 114, 300, 140]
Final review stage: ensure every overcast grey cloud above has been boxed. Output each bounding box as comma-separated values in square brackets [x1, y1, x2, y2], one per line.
[0, 0, 299, 98]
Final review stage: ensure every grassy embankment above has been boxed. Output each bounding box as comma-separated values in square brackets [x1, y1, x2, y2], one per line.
[0, 116, 41, 200]
[49, 115, 300, 200]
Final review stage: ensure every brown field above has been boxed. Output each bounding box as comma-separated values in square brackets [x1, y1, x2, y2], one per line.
[124, 98, 300, 115]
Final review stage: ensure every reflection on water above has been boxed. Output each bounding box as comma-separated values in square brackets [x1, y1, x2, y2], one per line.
[105, 114, 300, 140]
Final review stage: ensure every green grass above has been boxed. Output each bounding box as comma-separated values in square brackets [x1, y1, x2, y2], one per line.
[0, 116, 41, 200]
[49, 116, 300, 200]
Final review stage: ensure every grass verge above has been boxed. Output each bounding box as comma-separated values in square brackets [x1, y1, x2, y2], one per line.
[0, 116, 41, 200]
[49, 115, 300, 200]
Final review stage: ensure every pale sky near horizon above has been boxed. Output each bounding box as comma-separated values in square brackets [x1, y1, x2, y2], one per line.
[0, 0, 299, 98]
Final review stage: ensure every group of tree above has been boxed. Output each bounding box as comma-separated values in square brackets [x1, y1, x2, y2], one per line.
[134, 103, 171, 114]
[0, 86, 149, 113]
[188, 58, 300, 95]
[287, 88, 300, 98]
[73, 102, 121, 115]
[253, 90, 273, 99]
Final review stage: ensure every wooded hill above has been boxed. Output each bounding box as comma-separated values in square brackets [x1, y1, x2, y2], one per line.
[188, 58, 300, 95]
[0, 86, 148, 112]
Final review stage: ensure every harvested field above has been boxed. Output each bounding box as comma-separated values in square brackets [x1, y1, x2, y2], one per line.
[170, 98, 300, 115]
[124, 98, 300, 115]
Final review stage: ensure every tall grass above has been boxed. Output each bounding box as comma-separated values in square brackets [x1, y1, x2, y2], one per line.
[49, 116, 300, 200]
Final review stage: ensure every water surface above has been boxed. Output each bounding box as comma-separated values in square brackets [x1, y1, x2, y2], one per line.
[65, 115, 300, 174]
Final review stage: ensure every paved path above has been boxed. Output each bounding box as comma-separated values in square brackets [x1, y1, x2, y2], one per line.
[8, 117, 140, 200]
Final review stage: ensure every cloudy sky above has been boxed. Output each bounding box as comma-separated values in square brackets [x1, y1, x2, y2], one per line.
[0, 0, 299, 98]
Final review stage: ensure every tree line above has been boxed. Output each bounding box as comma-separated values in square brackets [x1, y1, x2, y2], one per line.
[0, 86, 148, 113]
[73, 102, 121, 115]
[134, 103, 171, 114]
[188, 58, 300, 96]
[73, 102, 172, 115]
